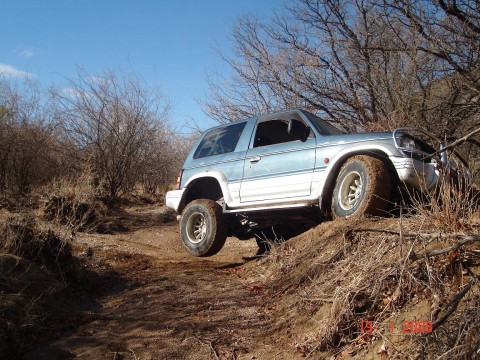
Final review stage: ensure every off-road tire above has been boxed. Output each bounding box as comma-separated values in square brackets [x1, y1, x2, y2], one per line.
[179, 199, 227, 257]
[332, 155, 391, 218]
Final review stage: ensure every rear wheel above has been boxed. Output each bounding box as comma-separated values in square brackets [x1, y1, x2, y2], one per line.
[180, 199, 227, 257]
[332, 156, 391, 218]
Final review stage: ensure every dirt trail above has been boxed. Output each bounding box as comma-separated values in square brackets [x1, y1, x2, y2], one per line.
[21, 205, 301, 360]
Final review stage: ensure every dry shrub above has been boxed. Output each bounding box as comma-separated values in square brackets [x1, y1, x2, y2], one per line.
[0, 213, 80, 358]
[0, 215, 77, 282]
[43, 195, 97, 229]
[245, 216, 480, 358]
[410, 177, 480, 232]
[39, 171, 106, 232]
[0, 253, 61, 358]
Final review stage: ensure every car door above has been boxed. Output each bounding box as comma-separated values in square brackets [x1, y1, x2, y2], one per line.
[240, 116, 316, 203]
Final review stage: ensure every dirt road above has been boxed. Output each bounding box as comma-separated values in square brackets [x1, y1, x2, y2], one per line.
[22, 204, 301, 360]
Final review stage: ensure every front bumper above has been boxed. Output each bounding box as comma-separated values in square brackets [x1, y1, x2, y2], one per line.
[390, 156, 441, 190]
[165, 189, 184, 212]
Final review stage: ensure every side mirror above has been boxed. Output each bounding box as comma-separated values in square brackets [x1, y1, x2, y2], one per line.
[288, 119, 310, 141]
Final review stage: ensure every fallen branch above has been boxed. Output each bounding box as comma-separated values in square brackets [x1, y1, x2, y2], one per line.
[409, 235, 480, 261]
[423, 126, 480, 160]
[209, 341, 220, 360]
[350, 228, 456, 240]
[348, 228, 403, 236]
[432, 276, 478, 331]
[349, 230, 480, 262]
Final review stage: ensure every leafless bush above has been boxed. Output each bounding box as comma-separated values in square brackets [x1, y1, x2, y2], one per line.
[39, 170, 106, 232]
[0, 78, 62, 195]
[0, 215, 77, 282]
[410, 177, 480, 233]
[52, 69, 173, 199]
[0, 212, 80, 358]
[139, 131, 192, 196]
[203, 0, 480, 140]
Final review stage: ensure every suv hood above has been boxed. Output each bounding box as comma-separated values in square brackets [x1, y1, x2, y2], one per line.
[320, 132, 393, 146]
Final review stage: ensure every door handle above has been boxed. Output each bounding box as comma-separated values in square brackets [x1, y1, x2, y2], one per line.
[249, 155, 261, 163]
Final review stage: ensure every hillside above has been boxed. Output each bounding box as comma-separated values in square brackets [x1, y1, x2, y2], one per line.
[1, 202, 479, 359]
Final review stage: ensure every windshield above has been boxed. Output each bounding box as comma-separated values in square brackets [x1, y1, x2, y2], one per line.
[303, 111, 345, 135]
[193, 121, 247, 159]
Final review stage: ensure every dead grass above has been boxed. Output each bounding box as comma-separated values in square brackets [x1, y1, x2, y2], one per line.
[410, 178, 480, 232]
[38, 171, 107, 232]
[1, 215, 77, 281]
[0, 212, 81, 359]
[244, 212, 480, 358]
[0, 253, 64, 357]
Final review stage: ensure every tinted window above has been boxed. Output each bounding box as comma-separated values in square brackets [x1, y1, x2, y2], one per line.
[253, 119, 313, 147]
[194, 122, 247, 159]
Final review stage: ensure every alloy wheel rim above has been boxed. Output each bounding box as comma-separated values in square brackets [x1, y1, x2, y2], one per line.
[338, 171, 363, 210]
[186, 212, 207, 243]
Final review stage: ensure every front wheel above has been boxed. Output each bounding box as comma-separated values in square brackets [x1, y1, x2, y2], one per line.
[332, 155, 391, 218]
[179, 199, 227, 257]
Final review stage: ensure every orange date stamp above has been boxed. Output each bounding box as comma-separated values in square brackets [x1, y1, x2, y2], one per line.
[359, 320, 433, 335]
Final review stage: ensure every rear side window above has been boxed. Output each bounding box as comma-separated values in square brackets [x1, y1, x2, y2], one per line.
[193, 122, 247, 159]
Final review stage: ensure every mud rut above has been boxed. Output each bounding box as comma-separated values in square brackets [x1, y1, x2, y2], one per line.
[21, 205, 298, 360]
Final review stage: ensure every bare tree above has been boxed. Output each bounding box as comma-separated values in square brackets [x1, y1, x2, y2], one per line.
[380, 0, 480, 137]
[203, 0, 431, 130]
[0, 78, 59, 194]
[203, 0, 480, 137]
[140, 131, 193, 195]
[52, 69, 172, 198]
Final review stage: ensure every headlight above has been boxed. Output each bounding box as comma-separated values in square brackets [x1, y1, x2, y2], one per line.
[393, 128, 440, 162]
[396, 136, 416, 150]
[395, 135, 432, 159]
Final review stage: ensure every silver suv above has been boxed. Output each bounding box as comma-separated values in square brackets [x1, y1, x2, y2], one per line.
[167, 109, 468, 256]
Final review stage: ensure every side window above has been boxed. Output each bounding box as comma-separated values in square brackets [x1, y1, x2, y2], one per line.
[193, 122, 247, 159]
[253, 119, 312, 148]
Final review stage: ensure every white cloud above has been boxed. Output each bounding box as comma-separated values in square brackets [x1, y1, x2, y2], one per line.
[0, 64, 35, 78]
[18, 49, 34, 58]
[61, 87, 91, 99]
[86, 75, 105, 84]
[61, 87, 80, 97]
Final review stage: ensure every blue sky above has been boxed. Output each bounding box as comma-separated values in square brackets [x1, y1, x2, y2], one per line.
[0, 0, 283, 131]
